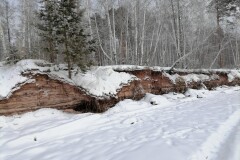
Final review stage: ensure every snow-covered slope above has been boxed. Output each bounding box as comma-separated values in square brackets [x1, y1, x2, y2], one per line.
[0, 59, 240, 100]
[0, 86, 239, 160]
[0, 60, 136, 99]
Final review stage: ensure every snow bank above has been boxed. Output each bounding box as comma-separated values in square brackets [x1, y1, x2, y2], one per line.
[0, 59, 239, 100]
[0, 59, 136, 99]
[162, 92, 186, 100]
[163, 72, 219, 84]
[110, 65, 170, 72]
[0, 60, 51, 100]
[167, 68, 240, 84]
[106, 94, 172, 115]
[106, 99, 150, 115]
[227, 70, 240, 82]
[143, 93, 171, 106]
[72, 67, 136, 97]
[185, 89, 209, 98]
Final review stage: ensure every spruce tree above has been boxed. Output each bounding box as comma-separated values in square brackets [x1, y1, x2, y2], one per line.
[56, 0, 94, 79]
[38, 0, 59, 63]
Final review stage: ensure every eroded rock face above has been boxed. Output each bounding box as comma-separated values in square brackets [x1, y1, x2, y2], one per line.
[0, 70, 240, 115]
[0, 74, 92, 115]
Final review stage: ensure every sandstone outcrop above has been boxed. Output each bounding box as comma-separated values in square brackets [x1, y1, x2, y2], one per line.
[1, 68, 239, 116]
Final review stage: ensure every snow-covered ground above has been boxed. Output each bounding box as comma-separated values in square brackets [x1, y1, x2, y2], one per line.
[0, 86, 240, 160]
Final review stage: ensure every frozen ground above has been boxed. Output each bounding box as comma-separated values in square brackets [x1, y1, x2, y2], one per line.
[0, 86, 240, 160]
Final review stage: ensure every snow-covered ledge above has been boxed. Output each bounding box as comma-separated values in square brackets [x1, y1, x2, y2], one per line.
[0, 60, 240, 115]
[0, 60, 137, 100]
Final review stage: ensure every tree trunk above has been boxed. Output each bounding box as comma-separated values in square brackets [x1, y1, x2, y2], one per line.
[64, 29, 71, 79]
[106, 4, 113, 64]
[140, 9, 146, 65]
[112, 7, 117, 64]
[5, 1, 11, 47]
[216, 0, 224, 68]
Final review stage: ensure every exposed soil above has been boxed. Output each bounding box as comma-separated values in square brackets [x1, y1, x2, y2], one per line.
[0, 70, 240, 115]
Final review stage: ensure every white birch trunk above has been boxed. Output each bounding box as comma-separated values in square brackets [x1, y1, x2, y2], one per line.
[140, 9, 146, 65]
[94, 14, 112, 62]
[105, 3, 114, 63]
[0, 23, 7, 58]
[112, 6, 117, 64]
[87, 0, 93, 40]
[134, 1, 138, 63]
[125, 7, 129, 64]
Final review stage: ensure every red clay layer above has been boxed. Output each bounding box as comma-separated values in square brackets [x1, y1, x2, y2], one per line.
[0, 70, 239, 115]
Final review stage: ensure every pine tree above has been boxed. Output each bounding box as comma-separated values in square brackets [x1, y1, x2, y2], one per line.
[37, 0, 59, 63]
[54, 0, 94, 79]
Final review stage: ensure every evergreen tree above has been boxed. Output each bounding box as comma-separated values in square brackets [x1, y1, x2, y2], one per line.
[38, 0, 59, 63]
[56, 0, 94, 79]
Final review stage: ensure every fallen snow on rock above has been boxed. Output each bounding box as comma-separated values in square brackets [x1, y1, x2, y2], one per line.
[0, 59, 136, 99]
[111, 65, 240, 83]
[0, 60, 50, 100]
[0, 86, 240, 160]
[72, 67, 136, 97]
[0, 59, 239, 99]
[227, 70, 240, 82]
[163, 72, 219, 84]
[109, 65, 170, 72]
[182, 74, 214, 83]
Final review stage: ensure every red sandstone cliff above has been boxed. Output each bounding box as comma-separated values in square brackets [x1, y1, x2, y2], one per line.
[0, 60, 240, 115]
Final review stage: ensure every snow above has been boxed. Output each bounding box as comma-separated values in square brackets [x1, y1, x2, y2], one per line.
[0, 86, 240, 160]
[227, 70, 240, 82]
[190, 110, 240, 160]
[0, 59, 239, 99]
[163, 72, 219, 84]
[72, 67, 136, 97]
[143, 93, 171, 106]
[0, 60, 49, 100]
[111, 65, 240, 76]
[0, 61, 6, 67]
[0, 59, 136, 99]
[109, 65, 170, 72]
[184, 88, 209, 98]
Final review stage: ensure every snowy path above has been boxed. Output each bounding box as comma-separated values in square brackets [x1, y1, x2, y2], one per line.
[0, 86, 240, 160]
